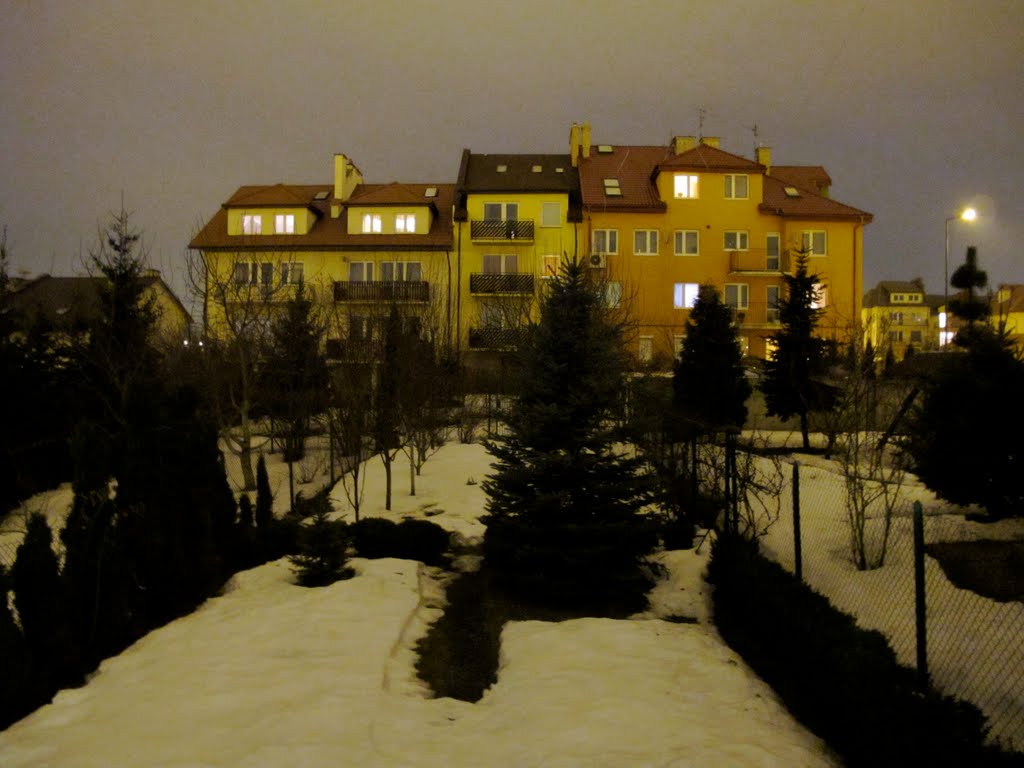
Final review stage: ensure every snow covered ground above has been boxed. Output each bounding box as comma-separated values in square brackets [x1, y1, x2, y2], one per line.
[0, 440, 839, 767]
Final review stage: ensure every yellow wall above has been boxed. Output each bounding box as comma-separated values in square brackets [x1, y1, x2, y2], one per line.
[345, 205, 434, 235]
[227, 207, 316, 235]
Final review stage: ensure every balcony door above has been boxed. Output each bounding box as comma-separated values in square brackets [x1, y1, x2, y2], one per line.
[483, 202, 518, 222]
[483, 254, 518, 274]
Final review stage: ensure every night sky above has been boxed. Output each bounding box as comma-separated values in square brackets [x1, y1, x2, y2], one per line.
[1, 0, 1020, 312]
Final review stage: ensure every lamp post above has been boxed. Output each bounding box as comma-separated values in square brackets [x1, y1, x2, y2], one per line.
[942, 207, 977, 345]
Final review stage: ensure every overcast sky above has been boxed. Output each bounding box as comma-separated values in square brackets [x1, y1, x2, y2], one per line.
[1, 0, 1020, 310]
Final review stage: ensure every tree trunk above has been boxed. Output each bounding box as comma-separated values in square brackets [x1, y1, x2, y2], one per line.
[800, 412, 811, 451]
[383, 453, 393, 510]
[237, 411, 257, 490]
[409, 450, 416, 496]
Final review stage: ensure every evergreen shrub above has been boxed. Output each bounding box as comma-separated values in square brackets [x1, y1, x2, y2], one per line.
[708, 534, 1020, 767]
[350, 517, 450, 565]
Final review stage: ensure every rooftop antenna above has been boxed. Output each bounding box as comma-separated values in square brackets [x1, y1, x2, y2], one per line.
[697, 107, 707, 139]
[749, 123, 761, 149]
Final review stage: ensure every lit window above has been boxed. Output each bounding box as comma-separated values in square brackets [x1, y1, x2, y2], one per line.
[604, 282, 622, 308]
[673, 335, 685, 358]
[812, 282, 827, 309]
[738, 336, 750, 356]
[674, 174, 699, 199]
[766, 233, 780, 270]
[634, 230, 659, 256]
[724, 283, 749, 310]
[275, 214, 295, 234]
[281, 262, 304, 285]
[638, 337, 654, 362]
[362, 214, 382, 233]
[673, 283, 699, 309]
[724, 231, 749, 251]
[592, 229, 618, 255]
[724, 174, 748, 199]
[395, 214, 416, 233]
[674, 230, 698, 256]
[242, 215, 261, 235]
[541, 202, 561, 227]
[802, 230, 827, 256]
[542, 254, 560, 278]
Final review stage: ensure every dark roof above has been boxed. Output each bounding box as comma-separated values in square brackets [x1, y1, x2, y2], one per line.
[1, 273, 189, 330]
[760, 175, 873, 221]
[771, 166, 832, 195]
[454, 151, 582, 222]
[190, 183, 456, 251]
[863, 281, 929, 308]
[577, 146, 669, 212]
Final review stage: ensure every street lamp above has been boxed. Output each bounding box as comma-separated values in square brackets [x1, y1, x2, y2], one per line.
[942, 207, 977, 345]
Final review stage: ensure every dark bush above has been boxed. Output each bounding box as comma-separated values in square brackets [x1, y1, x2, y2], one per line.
[290, 507, 352, 588]
[350, 517, 450, 565]
[708, 534, 1021, 768]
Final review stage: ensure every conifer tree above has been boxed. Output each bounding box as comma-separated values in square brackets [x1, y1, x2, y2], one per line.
[289, 492, 352, 587]
[482, 259, 656, 610]
[255, 453, 273, 530]
[760, 251, 835, 449]
[674, 284, 751, 433]
[949, 245, 992, 347]
[0, 564, 34, 731]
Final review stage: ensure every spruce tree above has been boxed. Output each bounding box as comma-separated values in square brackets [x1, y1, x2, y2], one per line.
[255, 453, 273, 530]
[0, 564, 34, 731]
[482, 259, 657, 611]
[949, 245, 992, 347]
[760, 251, 835, 449]
[674, 284, 751, 433]
[289, 492, 352, 587]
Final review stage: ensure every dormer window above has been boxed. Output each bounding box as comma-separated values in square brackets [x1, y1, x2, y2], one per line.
[361, 213, 382, 233]
[242, 214, 261, 235]
[275, 214, 295, 234]
[395, 213, 416, 233]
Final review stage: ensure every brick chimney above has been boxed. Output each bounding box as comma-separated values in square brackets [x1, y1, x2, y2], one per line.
[672, 136, 696, 155]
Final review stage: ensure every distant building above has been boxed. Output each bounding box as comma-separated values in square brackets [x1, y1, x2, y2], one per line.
[862, 280, 935, 359]
[993, 284, 1024, 355]
[0, 271, 191, 345]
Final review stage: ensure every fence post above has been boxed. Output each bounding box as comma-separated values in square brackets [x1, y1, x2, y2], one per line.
[792, 461, 802, 581]
[913, 500, 929, 689]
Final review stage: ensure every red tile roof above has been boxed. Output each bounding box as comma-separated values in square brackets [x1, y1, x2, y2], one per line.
[760, 175, 873, 221]
[577, 146, 669, 212]
[771, 166, 833, 195]
[657, 144, 764, 173]
[190, 183, 456, 251]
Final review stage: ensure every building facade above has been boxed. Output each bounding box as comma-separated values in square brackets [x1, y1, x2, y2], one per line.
[190, 124, 873, 367]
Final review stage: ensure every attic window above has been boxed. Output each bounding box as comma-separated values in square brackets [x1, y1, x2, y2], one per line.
[532, 165, 543, 173]
[496, 164, 508, 173]
[784, 186, 801, 198]
[603, 178, 620, 188]
[605, 187, 623, 197]
[313, 190, 329, 201]
[555, 167, 564, 173]
[424, 187, 438, 198]
[597, 145, 614, 153]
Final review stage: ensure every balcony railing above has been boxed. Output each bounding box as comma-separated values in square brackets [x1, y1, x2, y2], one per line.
[468, 327, 526, 349]
[469, 273, 535, 294]
[728, 249, 792, 274]
[470, 219, 535, 241]
[729, 301, 783, 328]
[333, 280, 429, 302]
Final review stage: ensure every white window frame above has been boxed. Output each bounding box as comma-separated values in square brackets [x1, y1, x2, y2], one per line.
[604, 281, 622, 308]
[812, 282, 827, 309]
[281, 261, 304, 285]
[766, 233, 781, 270]
[381, 261, 422, 282]
[395, 213, 416, 233]
[542, 254, 561, 278]
[724, 283, 749, 310]
[638, 336, 654, 362]
[724, 174, 749, 199]
[242, 214, 262, 235]
[673, 282, 700, 309]
[633, 229, 659, 256]
[766, 285, 781, 323]
[361, 213, 382, 234]
[233, 262, 255, 285]
[483, 254, 518, 274]
[802, 230, 827, 256]
[724, 231, 749, 251]
[674, 174, 699, 199]
[348, 262, 374, 282]
[674, 230, 698, 256]
[483, 202, 518, 221]
[274, 214, 295, 234]
[592, 229, 618, 255]
[541, 202, 561, 228]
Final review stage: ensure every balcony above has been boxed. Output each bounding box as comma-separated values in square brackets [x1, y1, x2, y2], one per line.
[470, 219, 535, 242]
[728, 249, 792, 274]
[333, 280, 429, 302]
[469, 273, 535, 295]
[468, 327, 526, 349]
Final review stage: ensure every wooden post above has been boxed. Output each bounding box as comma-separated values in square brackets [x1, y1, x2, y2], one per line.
[792, 461, 802, 581]
[913, 500, 929, 688]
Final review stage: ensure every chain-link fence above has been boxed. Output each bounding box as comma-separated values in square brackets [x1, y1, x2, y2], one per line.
[755, 455, 1024, 750]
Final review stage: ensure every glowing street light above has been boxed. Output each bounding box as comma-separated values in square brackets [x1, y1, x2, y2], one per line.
[942, 207, 977, 345]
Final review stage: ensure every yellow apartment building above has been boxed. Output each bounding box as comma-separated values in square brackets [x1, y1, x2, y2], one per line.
[993, 284, 1024, 355]
[574, 123, 873, 364]
[189, 154, 456, 358]
[451, 150, 582, 367]
[861, 280, 936, 360]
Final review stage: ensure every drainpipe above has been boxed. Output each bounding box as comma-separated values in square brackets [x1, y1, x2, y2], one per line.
[456, 222, 462, 363]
